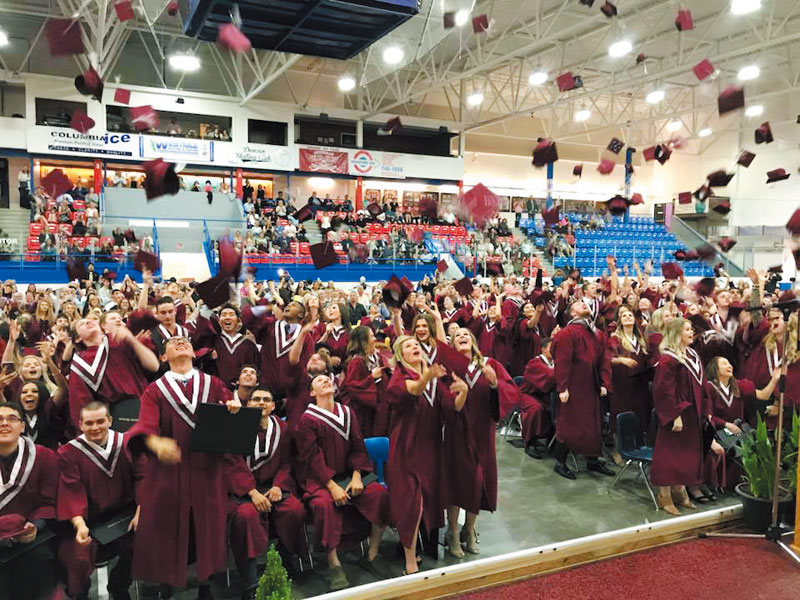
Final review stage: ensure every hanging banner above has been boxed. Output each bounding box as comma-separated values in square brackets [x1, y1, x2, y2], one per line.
[298, 147, 349, 174]
[235, 168, 243, 199]
[93, 160, 103, 194]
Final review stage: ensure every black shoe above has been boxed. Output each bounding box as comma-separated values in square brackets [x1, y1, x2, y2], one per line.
[197, 584, 214, 600]
[587, 461, 615, 477]
[554, 463, 576, 480]
[524, 443, 544, 459]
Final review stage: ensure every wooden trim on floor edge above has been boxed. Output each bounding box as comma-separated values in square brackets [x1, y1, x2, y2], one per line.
[314, 504, 743, 600]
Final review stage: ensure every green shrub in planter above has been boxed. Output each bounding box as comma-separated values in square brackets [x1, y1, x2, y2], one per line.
[783, 410, 799, 496]
[741, 414, 776, 499]
[256, 545, 293, 600]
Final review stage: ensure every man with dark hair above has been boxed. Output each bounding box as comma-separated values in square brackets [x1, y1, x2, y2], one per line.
[147, 296, 195, 359]
[234, 365, 259, 405]
[0, 401, 60, 600]
[57, 401, 137, 599]
[126, 336, 251, 598]
[69, 317, 160, 428]
[193, 303, 260, 387]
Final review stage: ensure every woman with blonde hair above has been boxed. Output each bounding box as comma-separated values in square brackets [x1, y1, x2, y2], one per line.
[341, 325, 390, 437]
[33, 297, 56, 336]
[386, 335, 467, 575]
[651, 317, 722, 515]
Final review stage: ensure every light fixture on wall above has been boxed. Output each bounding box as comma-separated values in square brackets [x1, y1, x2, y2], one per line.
[575, 108, 591, 122]
[467, 91, 484, 106]
[608, 39, 632, 58]
[0, 30, 8, 47]
[731, 0, 761, 15]
[168, 53, 201, 72]
[745, 104, 763, 117]
[666, 120, 682, 132]
[528, 71, 548, 86]
[455, 8, 470, 27]
[338, 75, 356, 92]
[382, 46, 404, 65]
[646, 89, 665, 104]
[698, 127, 712, 138]
[737, 65, 760, 81]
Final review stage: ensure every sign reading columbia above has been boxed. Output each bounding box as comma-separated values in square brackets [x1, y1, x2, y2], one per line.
[46, 130, 134, 157]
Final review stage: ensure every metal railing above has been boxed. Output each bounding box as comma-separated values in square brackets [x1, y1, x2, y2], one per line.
[671, 217, 745, 277]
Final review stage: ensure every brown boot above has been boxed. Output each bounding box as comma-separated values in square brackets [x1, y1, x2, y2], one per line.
[671, 486, 697, 510]
[657, 490, 681, 516]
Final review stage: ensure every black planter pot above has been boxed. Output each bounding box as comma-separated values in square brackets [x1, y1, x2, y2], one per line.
[735, 482, 794, 532]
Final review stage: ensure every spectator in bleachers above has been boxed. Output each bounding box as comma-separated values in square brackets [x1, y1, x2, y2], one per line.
[256, 185, 266, 203]
[112, 171, 125, 187]
[166, 117, 182, 136]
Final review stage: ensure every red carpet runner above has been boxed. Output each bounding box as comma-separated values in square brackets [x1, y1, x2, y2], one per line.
[461, 538, 800, 600]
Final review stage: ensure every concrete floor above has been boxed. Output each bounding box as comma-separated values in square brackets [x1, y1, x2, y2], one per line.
[85, 437, 740, 599]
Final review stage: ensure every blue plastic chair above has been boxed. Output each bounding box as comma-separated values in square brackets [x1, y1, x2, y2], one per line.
[607, 411, 658, 509]
[364, 436, 389, 486]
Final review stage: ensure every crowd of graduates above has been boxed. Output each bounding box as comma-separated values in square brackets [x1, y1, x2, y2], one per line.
[0, 254, 795, 599]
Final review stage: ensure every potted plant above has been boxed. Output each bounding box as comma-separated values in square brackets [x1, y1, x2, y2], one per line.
[737, 414, 794, 532]
[781, 410, 799, 525]
[256, 545, 293, 600]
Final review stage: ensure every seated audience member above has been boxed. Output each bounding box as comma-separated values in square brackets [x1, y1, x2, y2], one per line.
[295, 374, 389, 591]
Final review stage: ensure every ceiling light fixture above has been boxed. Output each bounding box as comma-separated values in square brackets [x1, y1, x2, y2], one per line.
[745, 104, 764, 117]
[608, 40, 632, 58]
[666, 120, 682, 132]
[0, 30, 8, 47]
[698, 127, 712, 138]
[575, 108, 591, 122]
[337, 75, 356, 92]
[528, 71, 548, 86]
[737, 65, 760, 81]
[646, 89, 665, 104]
[382, 46, 404, 65]
[168, 53, 201, 72]
[455, 8, 470, 27]
[467, 92, 484, 106]
[731, 0, 761, 15]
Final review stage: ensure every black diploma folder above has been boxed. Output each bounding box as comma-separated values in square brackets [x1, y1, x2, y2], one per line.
[190, 404, 261, 455]
[90, 505, 137, 545]
[334, 471, 378, 494]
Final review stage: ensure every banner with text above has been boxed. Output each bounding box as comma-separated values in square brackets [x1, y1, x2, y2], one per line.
[299, 147, 349, 174]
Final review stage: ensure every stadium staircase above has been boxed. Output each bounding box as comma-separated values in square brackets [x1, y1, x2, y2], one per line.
[0, 205, 31, 251]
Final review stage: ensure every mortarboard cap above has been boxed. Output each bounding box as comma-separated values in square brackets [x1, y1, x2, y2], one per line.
[129, 105, 159, 131]
[41, 169, 73, 199]
[443, 11, 456, 29]
[70, 109, 95, 134]
[673, 250, 687, 261]
[661, 262, 684, 280]
[309, 242, 338, 270]
[718, 86, 744, 115]
[573, 164, 583, 177]
[607, 137, 624, 154]
[472, 14, 489, 33]
[114, 88, 131, 105]
[196, 275, 231, 309]
[532, 139, 558, 167]
[101, 269, 117, 282]
[0, 514, 28, 541]
[707, 170, 734, 187]
[46, 18, 84, 57]
[597, 158, 615, 175]
[718, 237, 737, 252]
[656, 146, 672, 165]
[693, 58, 715, 81]
[454, 277, 474, 297]
[366, 202, 383, 217]
[636, 52, 647, 64]
[767, 168, 790, 183]
[218, 23, 252, 53]
[542, 205, 560, 227]
[755, 122, 773, 144]
[419, 196, 438, 220]
[460, 183, 499, 227]
[66, 258, 88, 282]
[437, 259, 447, 273]
[126, 308, 159, 335]
[786, 208, 800, 234]
[712, 199, 731, 215]
[529, 288, 554, 307]
[114, 1, 135, 21]
[579, 0, 596, 6]
[167, 1, 179, 16]
[737, 150, 755, 167]
[556, 72, 582, 92]
[643, 146, 656, 161]
[675, 9, 693, 31]
[694, 185, 712, 202]
[630, 192, 643, 206]
[383, 274, 414, 308]
[74, 67, 104, 102]
[134, 250, 160, 273]
[688, 313, 712, 333]
[218, 239, 242, 281]
[678, 191, 692, 205]
[606, 195, 629, 216]
[600, 1, 617, 17]
[143, 158, 179, 201]
[779, 290, 797, 304]
[377, 116, 402, 136]
[295, 204, 313, 223]
[684, 249, 700, 261]
[695, 243, 716, 261]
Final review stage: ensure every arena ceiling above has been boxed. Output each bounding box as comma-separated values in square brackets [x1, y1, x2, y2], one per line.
[0, 0, 797, 160]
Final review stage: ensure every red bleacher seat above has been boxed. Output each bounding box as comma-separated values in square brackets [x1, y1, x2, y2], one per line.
[25, 253, 41, 262]
[59, 224, 73, 235]
[48, 223, 58, 233]
[27, 238, 40, 250]
[300, 242, 310, 254]
[289, 242, 299, 254]
[333, 243, 344, 254]
[73, 199, 85, 211]
[29, 223, 42, 235]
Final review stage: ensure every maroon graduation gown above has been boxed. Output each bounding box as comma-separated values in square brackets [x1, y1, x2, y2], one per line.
[229, 416, 306, 564]
[126, 371, 253, 587]
[294, 402, 388, 552]
[242, 306, 314, 397]
[24, 397, 68, 450]
[340, 353, 390, 438]
[192, 316, 260, 387]
[386, 365, 455, 548]
[552, 320, 611, 456]
[705, 379, 756, 487]
[746, 341, 800, 412]
[651, 349, 708, 487]
[520, 355, 555, 443]
[607, 333, 652, 431]
[322, 326, 349, 364]
[68, 336, 151, 428]
[56, 431, 136, 596]
[0, 437, 58, 523]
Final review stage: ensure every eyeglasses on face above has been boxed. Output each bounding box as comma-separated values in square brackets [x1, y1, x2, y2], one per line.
[0, 415, 22, 425]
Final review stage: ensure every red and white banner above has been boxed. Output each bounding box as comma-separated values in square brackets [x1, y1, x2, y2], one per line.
[299, 147, 349, 174]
